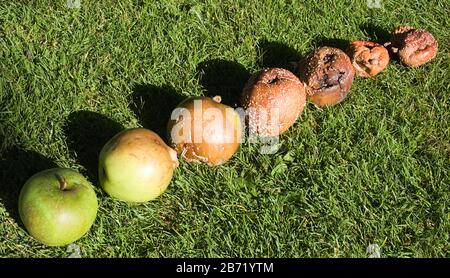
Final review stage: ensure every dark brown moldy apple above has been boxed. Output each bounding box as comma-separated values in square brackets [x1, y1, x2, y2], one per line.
[297, 47, 355, 107]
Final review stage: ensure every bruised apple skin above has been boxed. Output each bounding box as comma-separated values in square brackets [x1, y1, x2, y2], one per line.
[99, 128, 178, 202]
[297, 47, 355, 107]
[387, 26, 438, 67]
[241, 68, 306, 137]
[347, 41, 390, 77]
[167, 96, 242, 166]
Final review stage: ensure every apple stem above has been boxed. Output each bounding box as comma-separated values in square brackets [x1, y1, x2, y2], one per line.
[56, 174, 68, 191]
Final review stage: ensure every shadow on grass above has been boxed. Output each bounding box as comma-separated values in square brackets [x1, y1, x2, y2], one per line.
[360, 23, 391, 43]
[130, 84, 185, 140]
[0, 146, 56, 225]
[196, 59, 250, 107]
[311, 36, 350, 50]
[64, 111, 124, 184]
[257, 39, 303, 71]
[359, 23, 401, 64]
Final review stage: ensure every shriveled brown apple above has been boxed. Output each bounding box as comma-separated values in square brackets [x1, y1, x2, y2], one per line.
[347, 41, 389, 77]
[297, 47, 355, 107]
[167, 96, 242, 166]
[387, 25, 438, 67]
[241, 68, 306, 137]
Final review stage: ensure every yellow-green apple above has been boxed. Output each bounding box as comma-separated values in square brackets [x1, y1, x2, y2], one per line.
[98, 128, 178, 202]
[18, 168, 98, 246]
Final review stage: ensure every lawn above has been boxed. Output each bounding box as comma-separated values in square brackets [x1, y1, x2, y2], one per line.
[0, 0, 449, 258]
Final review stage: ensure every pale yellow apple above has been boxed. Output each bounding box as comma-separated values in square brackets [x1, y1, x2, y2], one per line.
[99, 128, 178, 202]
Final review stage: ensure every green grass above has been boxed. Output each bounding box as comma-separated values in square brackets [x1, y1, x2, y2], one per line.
[1, 0, 449, 258]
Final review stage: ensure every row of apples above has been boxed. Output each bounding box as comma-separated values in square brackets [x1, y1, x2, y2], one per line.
[18, 25, 437, 247]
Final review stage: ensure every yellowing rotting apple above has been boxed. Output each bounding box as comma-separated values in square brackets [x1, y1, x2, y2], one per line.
[99, 128, 178, 202]
[167, 96, 242, 166]
[19, 168, 98, 247]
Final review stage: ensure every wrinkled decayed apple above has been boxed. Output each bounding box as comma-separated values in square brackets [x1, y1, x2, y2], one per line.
[19, 168, 98, 246]
[347, 41, 390, 78]
[387, 26, 438, 68]
[99, 128, 178, 202]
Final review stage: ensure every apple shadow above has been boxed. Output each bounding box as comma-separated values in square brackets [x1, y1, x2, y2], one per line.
[359, 23, 392, 44]
[64, 111, 124, 184]
[359, 23, 401, 64]
[130, 84, 185, 141]
[0, 146, 56, 226]
[196, 59, 250, 107]
[257, 39, 303, 72]
[311, 36, 350, 50]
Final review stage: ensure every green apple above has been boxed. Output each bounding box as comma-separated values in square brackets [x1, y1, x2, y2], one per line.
[99, 128, 178, 202]
[18, 168, 98, 247]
